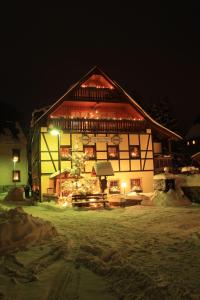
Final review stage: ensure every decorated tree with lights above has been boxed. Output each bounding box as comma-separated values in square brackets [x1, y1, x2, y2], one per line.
[69, 150, 88, 179]
[61, 137, 97, 198]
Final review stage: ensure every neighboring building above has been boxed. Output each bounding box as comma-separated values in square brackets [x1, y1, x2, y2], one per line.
[0, 121, 28, 192]
[192, 152, 200, 168]
[29, 66, 182, 200]
[185, 123, 200, 155]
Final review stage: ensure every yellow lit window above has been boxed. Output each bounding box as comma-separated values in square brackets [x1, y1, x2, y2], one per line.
[107, 146, 119, 159]
[130, 178, 142, 192]
[109, 180, 120, 194]
[60, 146, 71, 160]
[13, 170, 20, 182]
[129, 146, 140, 159]
[84, 146, 96, 159]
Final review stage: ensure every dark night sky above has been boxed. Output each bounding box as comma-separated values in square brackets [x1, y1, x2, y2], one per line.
[1, 3, 200, 135]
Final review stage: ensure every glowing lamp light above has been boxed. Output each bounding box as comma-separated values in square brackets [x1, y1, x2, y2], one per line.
[131, 152, 136, 157]
[121, 181, 127, 194]
[50, 129, 60, 136]
[13, 156, 18, 163]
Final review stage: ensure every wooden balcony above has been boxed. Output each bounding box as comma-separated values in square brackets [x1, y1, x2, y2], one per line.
[47, 118, 147, 133]
[70, 87, 124, 102]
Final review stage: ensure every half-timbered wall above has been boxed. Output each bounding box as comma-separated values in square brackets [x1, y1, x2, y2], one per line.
[39, 127, 154, 197]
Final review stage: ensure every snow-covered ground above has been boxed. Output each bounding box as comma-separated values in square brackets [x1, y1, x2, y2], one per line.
[1, 195, 200, 300]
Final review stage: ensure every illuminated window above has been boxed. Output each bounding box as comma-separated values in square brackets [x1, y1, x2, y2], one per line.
[192, 140, 196, 145]
[109, 180, 120, 194]
[13, 170, 20, 182]
[12, 149, 20, 162]
[129, 146, 140, 159]
[130, 178, 142, 192]
[84, 146, 96, 159]
[60, 146, 71, 160]
[108, 146, 119, 159]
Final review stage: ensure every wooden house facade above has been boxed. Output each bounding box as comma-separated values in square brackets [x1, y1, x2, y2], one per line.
[29, 67, 182, 200]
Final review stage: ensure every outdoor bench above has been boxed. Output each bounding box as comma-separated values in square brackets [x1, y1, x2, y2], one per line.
[72, 193, 109, 208]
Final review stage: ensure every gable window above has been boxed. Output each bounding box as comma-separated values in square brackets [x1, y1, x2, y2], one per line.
[129, 146, 140, 159]
[13, 170, 20, 182]
[84, 146, 96, 160]
[60, 146, 71, 160]
[130, 178, 142, 192]
[108, 146, 119, 159]
[12, 149, 20, 162]
[109, 180, 120, 194]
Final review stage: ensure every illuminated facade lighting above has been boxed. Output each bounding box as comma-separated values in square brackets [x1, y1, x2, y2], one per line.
[121, 181, 127, 194]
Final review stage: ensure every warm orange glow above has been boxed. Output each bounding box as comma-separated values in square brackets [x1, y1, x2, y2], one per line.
[121, 181, 127, 188]
[14, 173, 19, 180]
[121, 181, 127, 194]
[13, 170, 20, 181]
[81, 74, 114, 89]
[50, 101, 144, 120]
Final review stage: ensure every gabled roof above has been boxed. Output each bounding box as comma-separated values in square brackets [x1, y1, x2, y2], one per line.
[32, 66, 182, 140]
[192, 152, 200, 160]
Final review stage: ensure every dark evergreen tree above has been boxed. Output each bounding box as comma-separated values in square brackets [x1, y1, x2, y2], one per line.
[0, 101, 22, 138]
[147, 96, 179, 133]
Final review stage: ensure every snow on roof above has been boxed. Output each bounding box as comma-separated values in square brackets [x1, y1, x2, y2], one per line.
[192, 152, 200, 159]
[117, 84, 182, 140]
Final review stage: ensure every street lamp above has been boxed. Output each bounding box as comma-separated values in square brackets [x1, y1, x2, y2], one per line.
[50, 128, 62, 199]
[121, 181, 127, 195]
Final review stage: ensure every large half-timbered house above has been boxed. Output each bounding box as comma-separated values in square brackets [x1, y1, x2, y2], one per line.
[29, 67, 182, 200]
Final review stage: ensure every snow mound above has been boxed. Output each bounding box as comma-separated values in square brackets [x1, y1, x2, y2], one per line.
[151, 189, 192, 207]
[4, 187, 24, 202]
[0, 207, 58, 255]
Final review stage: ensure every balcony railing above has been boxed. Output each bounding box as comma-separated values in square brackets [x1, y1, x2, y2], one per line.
[70, 87, 123, 102]
[47, 118, 147, 133]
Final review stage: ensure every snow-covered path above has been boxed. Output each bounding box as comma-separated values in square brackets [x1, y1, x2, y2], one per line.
[1, 202, 200, 299]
